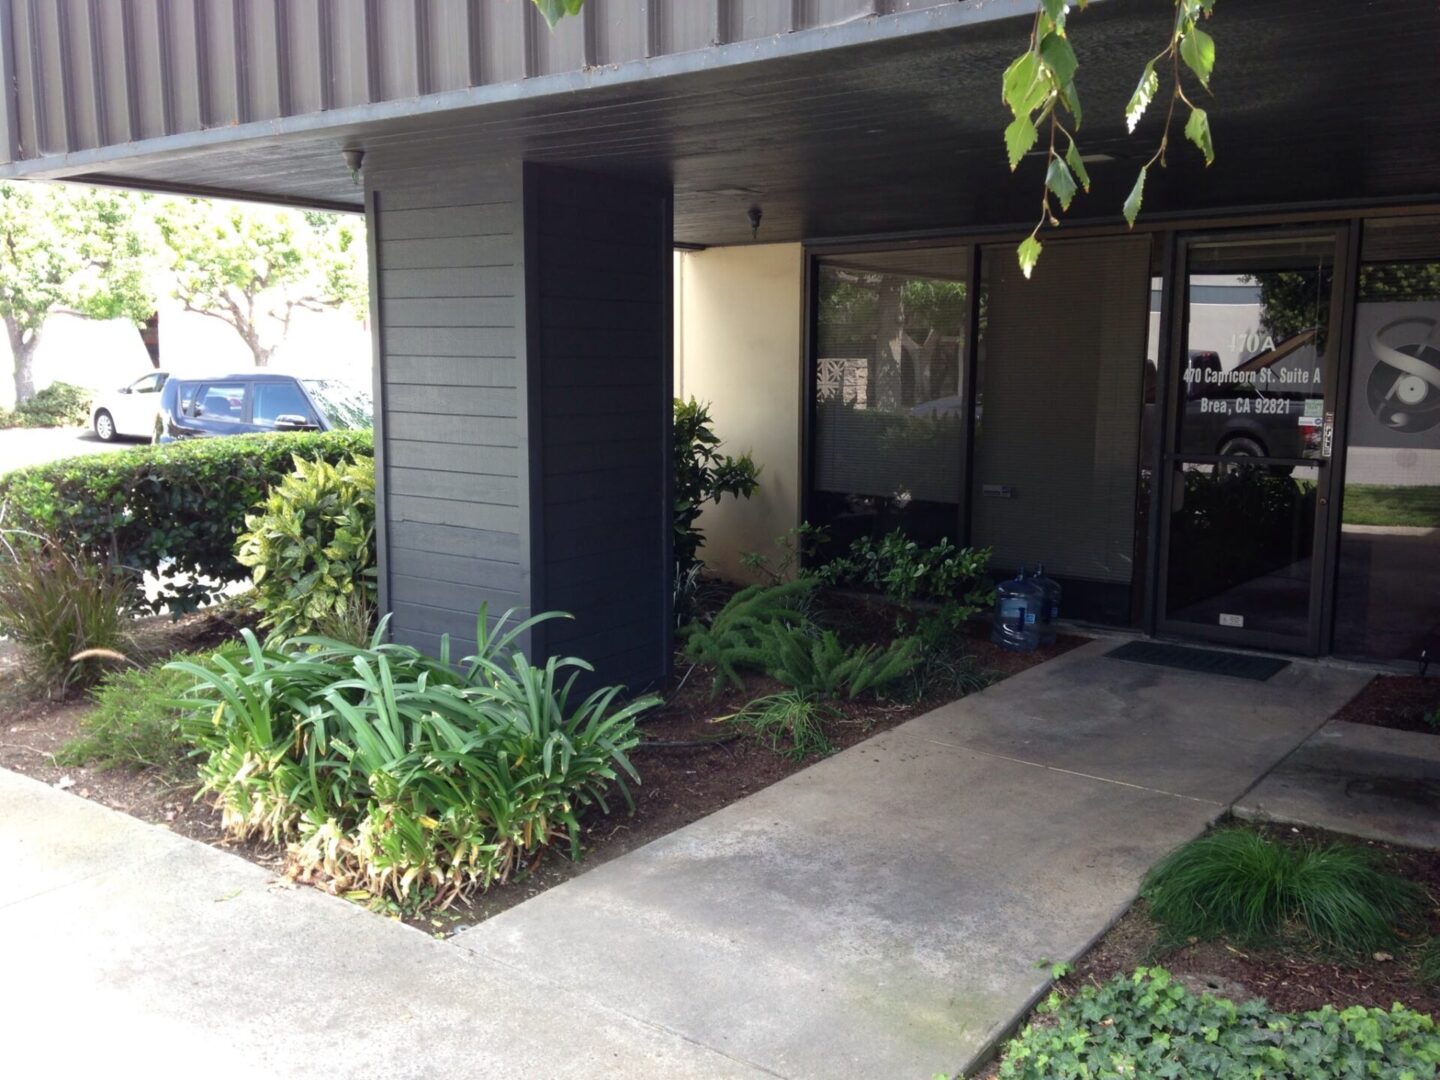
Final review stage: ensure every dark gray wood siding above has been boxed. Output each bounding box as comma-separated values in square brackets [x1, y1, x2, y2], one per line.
[526, 164, 672, 692]
[368, 159, 670, 689]
[369, 161, 529, 657]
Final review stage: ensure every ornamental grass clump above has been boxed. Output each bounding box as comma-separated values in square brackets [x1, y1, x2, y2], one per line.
[719, 690, 840, 761]
[58, 651, 228, 772]
[1142, 828, 1428, 955]
[173, 607, 656, 910]
[0, 529, 136, 691]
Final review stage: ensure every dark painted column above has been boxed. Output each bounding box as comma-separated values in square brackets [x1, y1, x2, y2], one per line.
[522, 163, 674, 691]
[366, 158, 673, 691]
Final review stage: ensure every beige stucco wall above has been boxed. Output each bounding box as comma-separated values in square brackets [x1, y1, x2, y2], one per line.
[675, 243, 804, 582]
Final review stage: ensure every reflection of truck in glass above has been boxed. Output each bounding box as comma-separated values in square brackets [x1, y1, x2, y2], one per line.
[1180, 335, 1323, 460]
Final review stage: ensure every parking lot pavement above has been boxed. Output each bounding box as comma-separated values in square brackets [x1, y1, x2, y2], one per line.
[0, 426, 142, 474]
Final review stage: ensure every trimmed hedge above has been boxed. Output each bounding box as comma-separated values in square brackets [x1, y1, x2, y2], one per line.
[0, 430, 373, 612]
[0, 382, 94, 429]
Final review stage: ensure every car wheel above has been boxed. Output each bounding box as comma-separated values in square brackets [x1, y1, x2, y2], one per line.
[1218, 435, 1265, 459]
[93, 409, 117, 442]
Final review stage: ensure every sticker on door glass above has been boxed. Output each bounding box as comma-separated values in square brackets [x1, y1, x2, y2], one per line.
[1219, 613, 1245, 628]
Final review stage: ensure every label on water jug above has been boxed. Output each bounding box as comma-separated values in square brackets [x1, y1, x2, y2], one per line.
[1025, 611, 1037, 625]
[1000, 599, 1028, 626]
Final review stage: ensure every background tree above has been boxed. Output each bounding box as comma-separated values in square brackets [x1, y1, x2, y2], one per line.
[0, 182, 154, 403]
[155, 199, 367, 367]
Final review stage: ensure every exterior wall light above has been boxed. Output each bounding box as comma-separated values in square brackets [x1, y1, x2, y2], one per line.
[342, 147, 366, 185]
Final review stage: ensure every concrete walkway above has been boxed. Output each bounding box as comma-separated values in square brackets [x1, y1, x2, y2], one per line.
[0, 640, 1367, 1079]
[1237, 718, 1440, 849]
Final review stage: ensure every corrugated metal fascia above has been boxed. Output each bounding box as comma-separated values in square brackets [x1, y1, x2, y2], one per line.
[0, 0, 1040, 176]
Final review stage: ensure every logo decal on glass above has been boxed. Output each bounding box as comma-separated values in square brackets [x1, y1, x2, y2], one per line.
[1367, 317, 1440, 433]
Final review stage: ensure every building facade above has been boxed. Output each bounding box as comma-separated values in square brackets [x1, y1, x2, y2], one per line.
[3, 0, 1437, 681]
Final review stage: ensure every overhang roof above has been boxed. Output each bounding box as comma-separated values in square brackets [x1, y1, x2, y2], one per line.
[4, 0, 1438, 245]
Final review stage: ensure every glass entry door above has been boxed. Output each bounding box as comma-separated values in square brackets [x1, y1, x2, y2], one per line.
[1158, 230, 1347, 652]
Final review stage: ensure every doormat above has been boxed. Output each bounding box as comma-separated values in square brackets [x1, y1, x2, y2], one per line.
[1106, 641, 1290, 681]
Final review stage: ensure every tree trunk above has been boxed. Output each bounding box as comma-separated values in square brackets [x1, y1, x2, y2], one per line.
[5, 316, 38, 405]
[240, 325, 271, 367]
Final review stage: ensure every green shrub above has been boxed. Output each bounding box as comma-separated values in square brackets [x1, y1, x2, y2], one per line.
[57, 652, 226, 772]
[720, 690, 838, 760]
[994, 966, 1440, 1079]
[0, 429, 372, 613]
[0, 534, 135, 691]
[758, 623, 919, 700]
[740, 523, 832, 585]
[818, 530, 994, 614]
[236, 455, 376, 639]
[0, 382, 94, 429]
[1143, 828, 1427, 955]
[680, 579, 818, 696]
[673, 397, 759, 587]
[174, 607, 657, 910]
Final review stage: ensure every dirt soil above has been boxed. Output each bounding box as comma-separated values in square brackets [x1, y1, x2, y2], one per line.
[975, 824, 1440, 1078]
[0, 591, 1082, 935]
[1332, 674, 1440, 736]
[0, 604, 281, 873]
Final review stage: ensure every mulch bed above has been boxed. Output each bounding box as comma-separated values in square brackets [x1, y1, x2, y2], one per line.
[0, 588, 1083, 935]
[1332, 674, 1440, 736]
[439, 614, 1086, 931]
[0, 604, 280, 869]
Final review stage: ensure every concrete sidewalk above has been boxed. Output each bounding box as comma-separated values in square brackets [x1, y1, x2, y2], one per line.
[1237, 718, 1440, 849]
[0, 768, 770, 1080]
[0, 640, 1367, 1079]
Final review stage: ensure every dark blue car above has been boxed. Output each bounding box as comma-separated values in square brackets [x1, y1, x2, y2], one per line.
[154, 372, 371, 442]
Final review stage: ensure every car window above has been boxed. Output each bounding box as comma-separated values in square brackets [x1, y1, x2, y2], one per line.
[191, 383, 248, 423]
[252, 381, 315, 427]
[176, 382, 200, 414]
[130, 373, 163, 394]
[302, 379, 373, 430]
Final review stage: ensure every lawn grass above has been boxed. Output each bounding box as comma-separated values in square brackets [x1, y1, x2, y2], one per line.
[1342, 484, 1440, 528]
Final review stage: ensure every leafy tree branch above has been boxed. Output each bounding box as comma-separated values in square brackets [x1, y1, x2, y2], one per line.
[1003, 0, 1218, 277]
[0, 182, 154, 403]
[154, 200, 366, 368]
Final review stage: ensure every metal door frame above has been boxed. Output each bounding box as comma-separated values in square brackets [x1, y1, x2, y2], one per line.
[1152, 223, 1356, 655]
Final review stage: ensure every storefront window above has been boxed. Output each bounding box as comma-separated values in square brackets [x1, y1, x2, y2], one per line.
[971, 236, 1151, 624]
[810, 247, 969, 549]
[1333, 219, 1440, 661]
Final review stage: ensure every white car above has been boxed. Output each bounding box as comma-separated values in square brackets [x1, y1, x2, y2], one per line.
[91, 371, 170, 441]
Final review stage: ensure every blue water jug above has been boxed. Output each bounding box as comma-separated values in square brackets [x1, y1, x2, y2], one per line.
[991, 566, 1042, 651]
